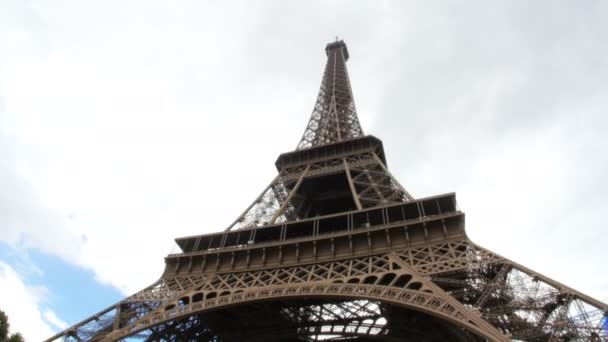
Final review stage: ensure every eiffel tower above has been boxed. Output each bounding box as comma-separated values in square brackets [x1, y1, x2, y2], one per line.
[47, 41, 607, 341]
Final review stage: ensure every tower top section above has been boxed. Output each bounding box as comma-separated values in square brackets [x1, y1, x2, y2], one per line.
[325, 40, 349, 61]
[297, 40, 363, 150]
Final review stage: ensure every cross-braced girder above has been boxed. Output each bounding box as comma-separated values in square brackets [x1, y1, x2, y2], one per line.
[47, 236, 608, 341]
[227, 151, 412, 231]
[297, 41, 363, 150]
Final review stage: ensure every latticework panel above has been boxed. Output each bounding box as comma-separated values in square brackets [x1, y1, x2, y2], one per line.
[47, 238, 608, 341]
[227, 152, 412, 231]
[284, 300, 388, 340]
[422, 243, 608, 340]
[91, 243, 508, 340]
[297, 41, 363, 150]
[228, 172, 304, 230]
[346, 153, 413, 206]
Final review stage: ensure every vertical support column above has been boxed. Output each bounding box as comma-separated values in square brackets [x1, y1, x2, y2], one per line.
[371, 152, 414, 201]
[344, 158, 363, 210]
[362, 162, 386, 203]
[112, 303, 122, 330]
[270, 165, 310, 224]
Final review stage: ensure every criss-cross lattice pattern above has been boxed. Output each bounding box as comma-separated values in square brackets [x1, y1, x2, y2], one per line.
[347, 153, 413, 206]
[424, 244, 608, 340]
[227, 153, 411, 230]
[297, 41, 363, 150]
[46, 238, 607, 341]
[228, 174, 301, 230]
[283, 300, 388, 340]
[98, 245, 507, 341]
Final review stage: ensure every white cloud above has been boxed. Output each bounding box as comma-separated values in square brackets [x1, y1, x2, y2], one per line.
[42, 309, 68, 331]
[0, 261, 56, 341]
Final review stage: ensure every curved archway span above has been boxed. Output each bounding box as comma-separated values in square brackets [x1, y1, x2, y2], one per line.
[108, 283, 507, 341]
[143, 301, 484, 342]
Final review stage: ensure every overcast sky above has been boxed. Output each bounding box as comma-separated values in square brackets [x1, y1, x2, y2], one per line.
[1, 1, 607, 340]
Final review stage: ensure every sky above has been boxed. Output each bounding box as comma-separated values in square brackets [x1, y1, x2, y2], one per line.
[1, 1, 607, 340]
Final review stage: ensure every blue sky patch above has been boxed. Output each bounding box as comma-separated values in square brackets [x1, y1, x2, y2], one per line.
[0, 242, 122, 327]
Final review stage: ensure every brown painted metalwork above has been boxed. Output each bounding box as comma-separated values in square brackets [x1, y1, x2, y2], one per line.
[297, 41, 363, 150]
[46, 41, 607, 341]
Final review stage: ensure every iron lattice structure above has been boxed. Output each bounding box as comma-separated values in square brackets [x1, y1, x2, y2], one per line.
[47, 41, 608, 341]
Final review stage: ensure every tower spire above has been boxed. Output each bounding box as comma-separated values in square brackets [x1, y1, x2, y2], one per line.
[297, 40, 364, 150]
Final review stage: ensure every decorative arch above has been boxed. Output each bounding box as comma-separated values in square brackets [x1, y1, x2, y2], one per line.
[106, 283, 507, 341]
